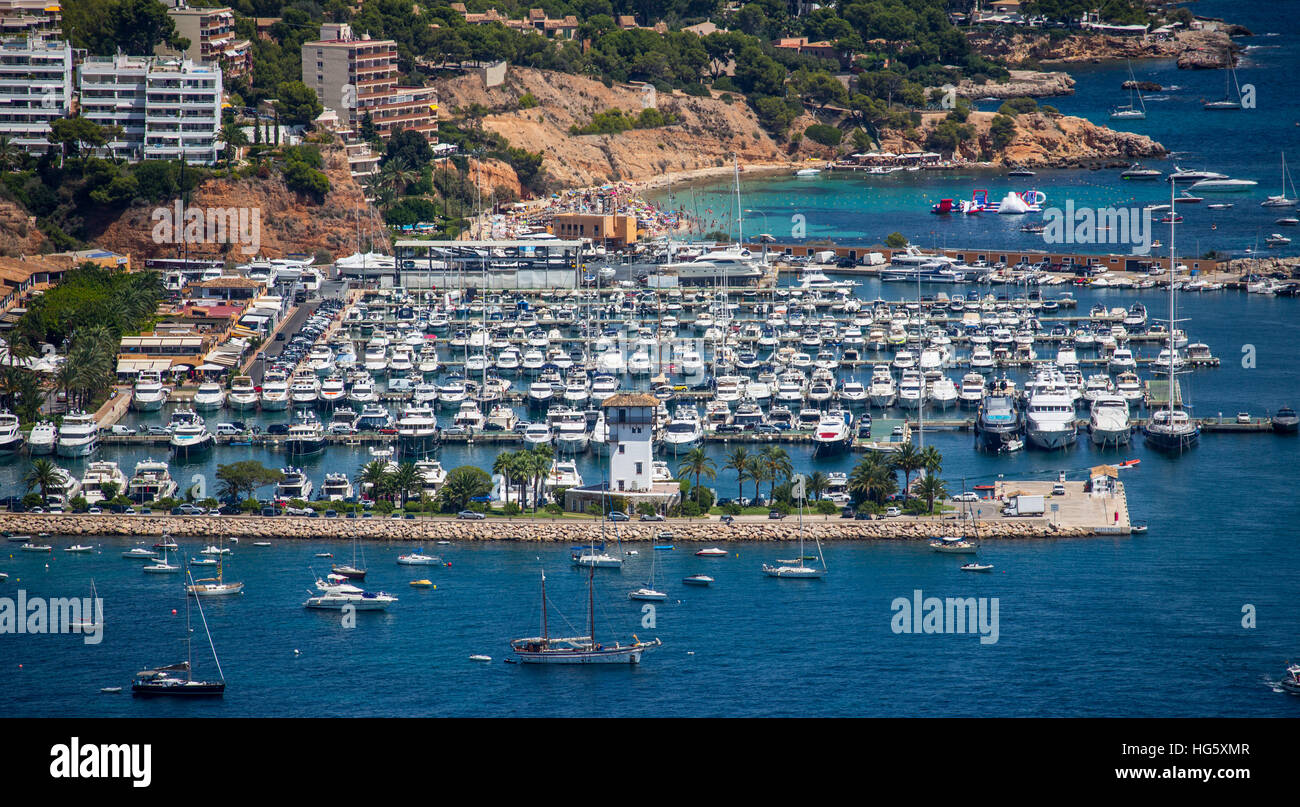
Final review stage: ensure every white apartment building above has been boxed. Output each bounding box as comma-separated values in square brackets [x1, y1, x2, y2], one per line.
[0, 35, 72, 152]
[79, 54, 223, 164]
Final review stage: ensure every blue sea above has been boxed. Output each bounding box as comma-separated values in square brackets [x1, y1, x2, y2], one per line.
[655, 0, 1300, 259]
[2, 1, 1298, 717]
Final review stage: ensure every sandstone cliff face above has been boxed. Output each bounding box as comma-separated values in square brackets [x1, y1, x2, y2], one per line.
[953, 69, 1075, 99]
[94, 146, 386, 262]
[884, 110, 1165, 167]
[968, 27, 1238, 69]
[435, 67, 792, 188]
[0, 197, 46, 256]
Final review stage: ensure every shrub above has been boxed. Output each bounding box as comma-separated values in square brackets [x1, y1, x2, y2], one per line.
[816, 500, 839, 515]
[804, 123, 842, 147]
[517, 92, 539, 109]
[679, 500, 701, 518]
[997, 97, 1038, 117]
[503, 502, 521, 516]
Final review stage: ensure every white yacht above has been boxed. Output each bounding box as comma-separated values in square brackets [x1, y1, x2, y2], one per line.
[1025, 378, 1078, 450]
[131, 371, 169, 411]
[552, 409, 590, 454]
[1108, 347, 1137, 373]
[127, 459, 178, 503]
[927, 373, 958, 410]
[28, 421, 56, 455]
[958, 373, 986, 408]
[191, 382, 225, 411]
[319, 376, 347, 407]
[348, 375, 377, 405]
[285, 414, 326, 455]
[660, 408, 702, 454]
[867, 366, 897, 408]
[839, 379, 868, 407]
[811, 409, 852, 454]
[521, 421, 554, 448]
[260, 372, 290, 410]
[276, 467, 313, 501]
[397, 405, 438, 456]
[896, 370, 924, 410]
[319, 473, 354, 501]
[227, 375, 259, 411]
[168, 408, 214, 457]
[1089, 394, 1132, 446]
[81, 461, 128, 504]
[436, 376, 469, 409]
[658, 246, 765, 285]
[527, 379, 555, 405]
[289, 372, 321, 408]
[304, 577, 397, 611]
[0, 410, 22, 452]
[590, 374, 620, 404]
[56, 411, 100, 458]
[452, 401, 486, 432]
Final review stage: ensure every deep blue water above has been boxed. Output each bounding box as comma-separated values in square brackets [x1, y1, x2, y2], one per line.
[655, 0, 1300, 258]
[1, 274, 1296, 717]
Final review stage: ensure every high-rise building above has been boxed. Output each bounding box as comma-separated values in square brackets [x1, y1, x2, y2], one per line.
[0, 0, 61, 39]
[301, 23, 436, 140]
[165, 3, 251, 79]
[0, 35, 72, 152]
[79, 54, 223, 164]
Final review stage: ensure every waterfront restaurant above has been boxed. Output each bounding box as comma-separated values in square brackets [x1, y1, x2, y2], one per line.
[392, 239, 587, 290]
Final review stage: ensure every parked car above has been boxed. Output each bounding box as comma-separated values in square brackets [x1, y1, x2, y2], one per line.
[109, 424, 136, 436]
[953, 492, 979, 502]
[884, 506, 902, 517]
[457, 510, 486, 520]
[215, 422, 244, 436]
[171, 504, 204, 516]
[768, 510, 786, 520]
[607, 511, 629, 522]
[1052, 484, 1066, 496]
[145, 425, 171, 435]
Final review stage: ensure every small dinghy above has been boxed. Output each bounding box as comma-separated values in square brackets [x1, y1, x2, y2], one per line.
[683, 575, 714, 586]
[960, 563, 994, 573]
[469, 655, 492, 662]
[409, 579, 433, 588]
[100, 687, 122, 694]
[695, 547, 727, 557]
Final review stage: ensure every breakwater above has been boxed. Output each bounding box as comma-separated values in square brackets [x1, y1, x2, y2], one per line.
[0, 513, 1112, 542]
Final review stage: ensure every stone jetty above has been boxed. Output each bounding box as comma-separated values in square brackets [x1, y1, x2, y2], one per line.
[0, 513, 1107, 542]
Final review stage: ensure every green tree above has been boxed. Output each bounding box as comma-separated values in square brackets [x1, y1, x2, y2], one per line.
[215, 461, 284, 503]
[890, 442, 926, 502]
[759, 446, 792, 500]
[676, 447, 716, 506]
[24, 458, 61, 503]
[915, 473, 948, 514]
[438, 465, 493, 512]
[723, 445, 750, 500]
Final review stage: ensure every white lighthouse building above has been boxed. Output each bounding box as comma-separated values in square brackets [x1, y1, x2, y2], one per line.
[603, 393, 657, 492]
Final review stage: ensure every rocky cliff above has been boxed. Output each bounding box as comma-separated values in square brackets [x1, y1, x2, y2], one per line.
[94, 145, 386, 262]
[952, 69, 1075, 99]
[968, 27, 1239, 68]
[0, 197, 46, 256]
[885, 109, 1165, 167]
[435, 67, 797, 189]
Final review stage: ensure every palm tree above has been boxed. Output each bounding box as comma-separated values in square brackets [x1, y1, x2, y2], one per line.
[676, 447, 716, 505]
[915, 474, 948, 515]
[849, 452, 896, 505]
[760, 446, 792, 500]
[510, 452, 534, 507]
[357, 460, 393, 502]
[390, 461, 423, 508]
[528, 444, 553, 511]
[722, 445, 750, 500]
[890, 442, 925, 502]
[806, 470, 829, 503]
[492, 451, 516, 504]
[745, 455, 770, 503]
[919, 445, 943, 476]
[24, 458, 60, 503]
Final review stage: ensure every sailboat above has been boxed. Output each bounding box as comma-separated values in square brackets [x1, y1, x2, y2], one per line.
[628, 545, 667, 601]
[1202, 53, 1243, 110]
[132, 570, 226, 697]
[1143, 181, 1200, 452]
[142, 543, 180, 574]
[1261, 152, 1298, 207]
[73, 579, 103, 632]
[187, 538, 244, 596]
[1110, 62, 1148, 120]
[762, 477, 828, 578]
[332, 534, 367, 579]
[510, 566, 661, 663]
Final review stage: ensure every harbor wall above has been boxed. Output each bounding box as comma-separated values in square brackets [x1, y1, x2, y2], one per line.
[0, 513, 1113, 542]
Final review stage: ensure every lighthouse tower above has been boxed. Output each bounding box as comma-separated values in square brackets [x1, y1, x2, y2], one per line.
[602, 393, 657, 493]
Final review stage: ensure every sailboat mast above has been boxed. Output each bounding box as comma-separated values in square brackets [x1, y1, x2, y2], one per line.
[1168, 179, 1176, 416]
[587, 559, 595, 644]
[734, 155, 743, 245]
[540, 569, 549, 641]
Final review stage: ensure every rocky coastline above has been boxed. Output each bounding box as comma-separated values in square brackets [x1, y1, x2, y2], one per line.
[0, 514, 1109, 542]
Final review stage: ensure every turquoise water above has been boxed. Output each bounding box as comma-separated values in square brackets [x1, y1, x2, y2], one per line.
[655, 0, 1299, 257]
